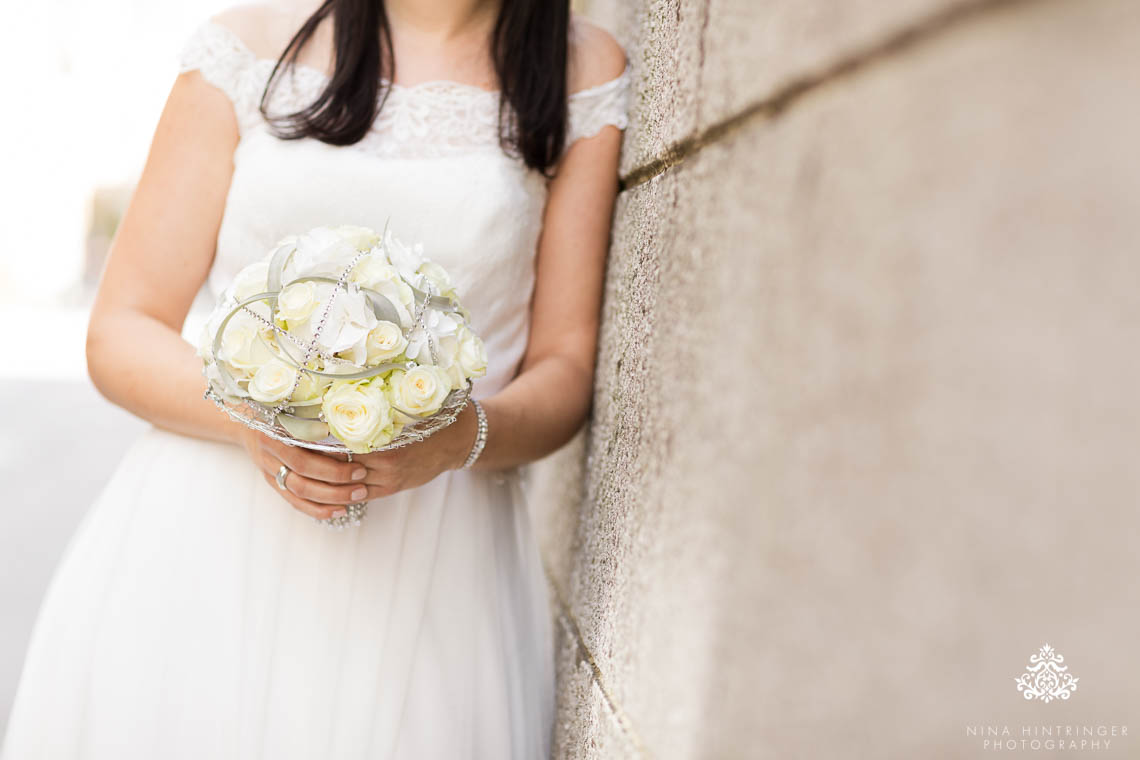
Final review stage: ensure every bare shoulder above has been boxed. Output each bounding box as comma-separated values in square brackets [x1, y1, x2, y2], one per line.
[568, 14, 628, 94]
[208, 3, 317, 61]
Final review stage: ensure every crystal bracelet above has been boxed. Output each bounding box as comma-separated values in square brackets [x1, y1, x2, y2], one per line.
[461, 399, 487, 469]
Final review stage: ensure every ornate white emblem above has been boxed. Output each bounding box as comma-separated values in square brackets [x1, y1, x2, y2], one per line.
[1015, 644, 1079, 703]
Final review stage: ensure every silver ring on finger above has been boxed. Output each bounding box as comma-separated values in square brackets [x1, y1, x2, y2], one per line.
[275, 463, 290, 491]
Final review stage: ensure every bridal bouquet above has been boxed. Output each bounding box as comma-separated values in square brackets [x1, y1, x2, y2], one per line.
[198, 224, 486, 456]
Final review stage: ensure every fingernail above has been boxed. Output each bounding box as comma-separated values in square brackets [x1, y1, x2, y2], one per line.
[351, 487, 368, 501]
[352, 468, 367, 481]
[332, 509, 347, 518]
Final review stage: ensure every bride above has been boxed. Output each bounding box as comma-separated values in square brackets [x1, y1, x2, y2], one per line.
[1, 0, 628, 757]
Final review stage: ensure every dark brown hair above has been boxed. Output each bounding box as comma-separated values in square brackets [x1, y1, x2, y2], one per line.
[258, 0, 570, 175]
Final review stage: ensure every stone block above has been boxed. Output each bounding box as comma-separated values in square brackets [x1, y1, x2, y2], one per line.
[554, 0, 1140, 755]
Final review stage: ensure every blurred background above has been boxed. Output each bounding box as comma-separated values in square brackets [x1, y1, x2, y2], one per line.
[0, 0, 232, 736]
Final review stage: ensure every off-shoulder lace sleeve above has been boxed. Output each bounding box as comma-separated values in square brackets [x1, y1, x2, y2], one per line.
[177, 20, 262, 134]
[565, 65, 631, 149]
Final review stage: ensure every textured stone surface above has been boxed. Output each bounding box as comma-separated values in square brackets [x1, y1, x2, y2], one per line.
[577, 0, 957, 176]
[549, 608, 643, 758]
[542, 0, 1140, 756]
[575, 0, 705, 176]
[697, 0, 949, 134]
[525, 431, 589, 597]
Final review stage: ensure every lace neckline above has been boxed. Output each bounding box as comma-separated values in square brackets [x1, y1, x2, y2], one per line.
[202, 19, 630, 102]
[181, 19, 631, 157]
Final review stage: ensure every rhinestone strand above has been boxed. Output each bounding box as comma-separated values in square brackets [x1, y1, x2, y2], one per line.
[312, 501, 368, 530]
[240, 304, 355, 366]
[270, 249, 369, 417]
[312, 450, 368, 530]
[411, 280, 441, 366]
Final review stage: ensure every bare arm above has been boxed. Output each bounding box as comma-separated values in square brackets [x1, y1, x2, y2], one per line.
[461, 21, 627, 471]
[468, 122, 623, 470]
[86, 68, 243, 445]
[85, 63, 366, 520]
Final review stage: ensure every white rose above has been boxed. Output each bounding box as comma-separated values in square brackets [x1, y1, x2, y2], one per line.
[219, 311, 275, 374]
[321, 381, 394, 453]
[197, 318, 218, 362]
[350, 254, 416, 327]
[247, 299, 272, 320]
[442, 356, 465, 390]
[248, 358, 299, 403]
[230, 260, 270, 302]
[366, 321, 408, 364]
[417, 260, 452, 293]
[203, 360, 223, 388]
[434, 333, 460, 367]
[322, 360, 367, 377]
[277, 281, 319, 323]
[267, 235, 298, 262]
[389, 365, 452, 418]
[350, 253, 401, 290]
[334, 225, 381, 251]
[370, 278, 416, 328]
[457, 328, 487, 378]
[428, 334, 464, 389]
[290, 365, 332, 402]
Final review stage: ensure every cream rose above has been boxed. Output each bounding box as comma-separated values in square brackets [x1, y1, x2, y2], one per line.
[457, 327, 487, 378]
[350, 254, 401, 290]
[231, 260, 270, 302]
[351, 256, 416, 326]
[389, 365, 452, 418]
[333, 225, 381, 251]
[365, 321, 408, 364]
[218, 312, 275, 375]
[196, 320, 216, 362]
[277, 281, 319, 323]
[290, 365, 332, 402]
[442, 357, 466, 391]
[432, 334, 464, 389]
[248, 358, 299, 403]
[417, 260, 453, 294]
[321, 381, 394, 453]
[370, 278, 416, 327]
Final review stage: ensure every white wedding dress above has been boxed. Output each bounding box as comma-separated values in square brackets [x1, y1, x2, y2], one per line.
[1, 19, 628, 760]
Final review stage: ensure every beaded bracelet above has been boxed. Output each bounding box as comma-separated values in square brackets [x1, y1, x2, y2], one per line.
[461, 399, 487, 470]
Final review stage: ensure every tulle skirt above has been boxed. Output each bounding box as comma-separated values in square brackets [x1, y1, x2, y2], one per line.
[1, 424, 554, 759]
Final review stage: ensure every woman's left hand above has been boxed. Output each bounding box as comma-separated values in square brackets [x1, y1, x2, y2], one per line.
[337, 402, 477, 500]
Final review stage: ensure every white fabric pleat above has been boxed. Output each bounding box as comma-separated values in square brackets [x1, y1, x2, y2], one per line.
[1, 424, 554, 759]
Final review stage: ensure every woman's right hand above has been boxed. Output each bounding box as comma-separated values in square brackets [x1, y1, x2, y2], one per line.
[236, 427, 372, 520]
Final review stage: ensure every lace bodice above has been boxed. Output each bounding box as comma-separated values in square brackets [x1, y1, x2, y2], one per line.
[176, 19, 629, 400]
[178, 20, 631, 157]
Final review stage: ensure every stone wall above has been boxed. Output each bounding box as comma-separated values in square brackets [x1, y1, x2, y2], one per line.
[526, 0, 1140, 756]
